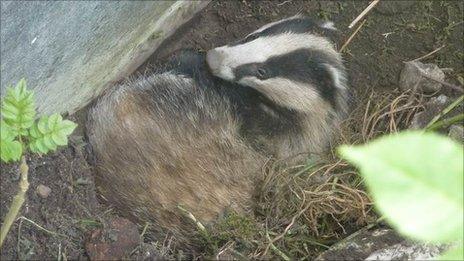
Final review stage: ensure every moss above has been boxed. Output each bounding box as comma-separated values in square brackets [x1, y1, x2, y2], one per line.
[198, 211, 259, 257]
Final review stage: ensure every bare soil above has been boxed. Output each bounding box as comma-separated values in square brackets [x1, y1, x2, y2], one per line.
[1, 1, 463, 260]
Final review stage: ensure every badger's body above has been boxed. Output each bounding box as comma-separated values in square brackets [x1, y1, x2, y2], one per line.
[87, 15, 349, 245]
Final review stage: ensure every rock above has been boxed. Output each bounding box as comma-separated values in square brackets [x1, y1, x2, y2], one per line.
[365, 242, 445, 260]
[85, 217, 140, 260]
[1, 1, 209, 116]
[399, 61, 445, 93]
[449, 125, 464, 142]
[36, 184, 52, 198]
[316, 229, 403, 261]
[409, 95, 449, 129]
[316, 228, 447, 261]
[316, 229, 447, 261]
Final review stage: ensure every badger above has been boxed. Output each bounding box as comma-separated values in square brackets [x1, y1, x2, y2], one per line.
[87, 15, 349, 247]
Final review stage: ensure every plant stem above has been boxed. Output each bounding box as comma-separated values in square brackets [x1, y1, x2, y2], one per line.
[0, 156, 29, 248]
[426, 95, 464, 129]
[427, 113, 464, 131]
[266, 233, 291, 261]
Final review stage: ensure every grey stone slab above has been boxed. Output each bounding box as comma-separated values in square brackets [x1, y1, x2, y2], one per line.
[1, 1, 209, 115]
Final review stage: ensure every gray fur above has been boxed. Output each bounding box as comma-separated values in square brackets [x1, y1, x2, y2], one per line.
[87, 16, 350, 247]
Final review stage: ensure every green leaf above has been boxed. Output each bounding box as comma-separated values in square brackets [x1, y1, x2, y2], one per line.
[439, 245, 464, 260]
[0, 121, 22, 162]
[1, 79, 36, 133]
[28, 114, 77, 155]
[37, 116, 49, 133]
[1, 120, 18, 141]
[29, 141, 39, 154]
[338, 131, 463, 243]
[51, 132, 68, 146]
[47, 114, 62, 130]
[60, 120, 77, 135]
[28, 124, 41, 138]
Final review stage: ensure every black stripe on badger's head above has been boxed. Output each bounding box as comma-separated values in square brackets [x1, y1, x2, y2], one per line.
[233, 49, 343, 108]
[229, 15, 337, 47]
[206, 15, 347, 112]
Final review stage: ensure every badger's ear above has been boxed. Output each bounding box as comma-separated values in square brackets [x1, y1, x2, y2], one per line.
[319, 21, 337, 31]
[309, 63, 345, 108]
[323, 63, 345, 90]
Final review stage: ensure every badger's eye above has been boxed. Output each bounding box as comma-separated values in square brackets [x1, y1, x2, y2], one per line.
[257, 68, 267, 79]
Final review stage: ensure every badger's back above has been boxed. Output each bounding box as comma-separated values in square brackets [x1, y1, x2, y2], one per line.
[87, 71, 263, 243]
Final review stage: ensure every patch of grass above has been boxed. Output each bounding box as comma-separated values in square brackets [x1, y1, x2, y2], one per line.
[198, 211, 259, 258]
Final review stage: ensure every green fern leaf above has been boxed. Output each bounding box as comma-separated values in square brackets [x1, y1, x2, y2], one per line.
[1, 79, 36, 133]
[0, 121, 23, 162]
[29, 113, 77, 154]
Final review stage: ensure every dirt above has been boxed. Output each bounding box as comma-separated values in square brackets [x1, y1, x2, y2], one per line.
[0, 122, 110, 260]
[1, 1, 463, 260]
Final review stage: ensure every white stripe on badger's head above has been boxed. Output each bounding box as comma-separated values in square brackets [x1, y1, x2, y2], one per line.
[206, 15, 347, 112]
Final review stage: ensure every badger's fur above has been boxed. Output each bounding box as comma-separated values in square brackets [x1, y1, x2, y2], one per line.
[87, 15, 349, 246]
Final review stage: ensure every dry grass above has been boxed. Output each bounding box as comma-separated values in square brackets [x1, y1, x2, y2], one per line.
[195, 88, 429, 260]
[149, 88, 429, 260]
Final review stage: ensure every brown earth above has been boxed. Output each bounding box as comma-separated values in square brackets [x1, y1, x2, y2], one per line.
[1, 1, 463, 260]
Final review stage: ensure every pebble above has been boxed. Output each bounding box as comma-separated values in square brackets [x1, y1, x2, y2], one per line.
[448, 124, 464, 142]
[409, 95, 449, 129]
[85, 217, 140, 260]
[36, 184, 52, 198]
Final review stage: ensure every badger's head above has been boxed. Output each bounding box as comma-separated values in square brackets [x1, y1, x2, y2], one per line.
[207, 15, 348, 114]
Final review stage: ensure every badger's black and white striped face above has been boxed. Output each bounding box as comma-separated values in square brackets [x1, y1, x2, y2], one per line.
[207, 15, 347, 112]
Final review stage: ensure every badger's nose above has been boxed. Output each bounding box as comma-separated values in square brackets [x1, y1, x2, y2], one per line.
[206, 48, 225, 73]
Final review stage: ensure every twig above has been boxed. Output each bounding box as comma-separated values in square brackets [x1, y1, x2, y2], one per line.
[277, 0, 292, 6]
[215, 241, 235, 260]
[426, 95, 464, 129]
[427, 113, 464, 131]
[340, 19, 367, 52]
[329, 216, 385, 250]
[265, 233, 291, 261]
[17, 216, 64, 237]
[176, 205, 206, 232]
[263, 200, 311, 256]
[58, 243, 62, 261]
[17, 218, 23, 258]
[0, 156, 29, 247]
[410, 45, 446, 62]
[140, 222, 150, 240]
[348, 0, 380, 29]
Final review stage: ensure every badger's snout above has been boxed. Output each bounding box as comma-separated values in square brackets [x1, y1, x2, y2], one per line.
[206, 48, 235, 81]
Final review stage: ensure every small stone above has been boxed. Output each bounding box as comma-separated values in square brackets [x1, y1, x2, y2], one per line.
[430, 95, 449, 104]
[448, 125, 464, 142]
[85, 217, 140, 260]
[409, 95, 449, 129]
[399, 61, 445, 93]
[36, 185, 52, 198]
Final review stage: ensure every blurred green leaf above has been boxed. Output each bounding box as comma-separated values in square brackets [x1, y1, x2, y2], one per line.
[339, 131, 463, 243]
